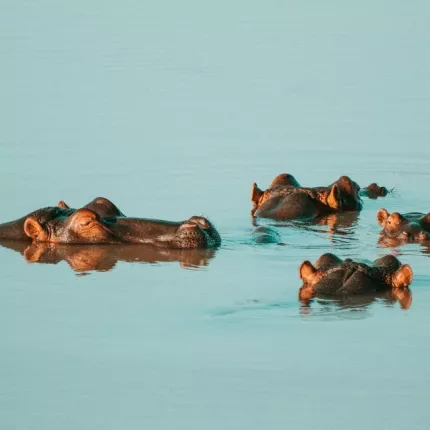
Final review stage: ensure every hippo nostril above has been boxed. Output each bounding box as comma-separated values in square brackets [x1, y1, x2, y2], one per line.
[178, 222, 199, 231]
[188, 216, 210, 230]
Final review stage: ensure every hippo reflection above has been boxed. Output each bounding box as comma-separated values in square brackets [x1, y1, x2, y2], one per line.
[298, 253, 413, 308]
[377, 208, 430, 243]
[252, 210, 359, 243]
[300, 288, 412, 314]
[0, 198, 221, 249]
[251, 173, 389, 221]
[0, 240, 216, 272]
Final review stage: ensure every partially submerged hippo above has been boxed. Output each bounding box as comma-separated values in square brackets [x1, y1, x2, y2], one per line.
[251, 173, 391, 220]
[0, 239, 216, 271]
[251, 174, 363, 220]
[359, 183, 390, 199]
[251, 226, 283, 244]
[377, 209, 430, 242]
[298, 253, 413, 301]
[0, 198, 221, 249]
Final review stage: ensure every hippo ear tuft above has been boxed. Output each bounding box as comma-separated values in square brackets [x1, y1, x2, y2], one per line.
[299, 261, 317, 284]
[392, 264, 413, 288]
[376, 208, 389, 226]
[327, 184, 341, 209]
[24, 217, 47, 242]
[57, 200, 70, 209]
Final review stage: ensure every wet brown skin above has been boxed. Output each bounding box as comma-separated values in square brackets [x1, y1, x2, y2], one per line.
[0, 240, 217, 272]
[377, 209, 430, 242]
[58, 197, 125, 218]
[298, 253, 413, 304]
[359, 183, 389, 199]
[0, 206, 71, 241]
[0, 198, 221, 249]
[251, 174, 363, 220]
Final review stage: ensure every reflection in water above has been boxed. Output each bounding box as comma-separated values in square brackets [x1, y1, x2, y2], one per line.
[212, 286, 412, 321]
[0, 240, 217, 272]
[251, 212, 359, 246]
[298, 212, 359, 236]
[253, 211, 358, 233]
[377, 234, 430, 256]
[299, 288, 412, 316]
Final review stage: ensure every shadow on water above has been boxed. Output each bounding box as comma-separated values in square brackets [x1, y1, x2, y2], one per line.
[0, 239, 218, 273]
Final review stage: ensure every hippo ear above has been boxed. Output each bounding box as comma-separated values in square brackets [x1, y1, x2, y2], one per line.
[251, 183, 263, 204]
[392, 264, 413, 288]
[299, 261, 317, 284]
[376, 209, 389, 226]
[327, 184, 341, 210]
[24, 217, 48, 242]
[251, 183, 264, 216]
[420, 212, 430, 227]
[57, 200, 70, 209]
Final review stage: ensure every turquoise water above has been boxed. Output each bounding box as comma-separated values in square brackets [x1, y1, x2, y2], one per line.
[1, 2, 430, 429]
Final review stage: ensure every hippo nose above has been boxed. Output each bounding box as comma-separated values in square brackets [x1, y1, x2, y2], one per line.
[187, 216, 211, 230]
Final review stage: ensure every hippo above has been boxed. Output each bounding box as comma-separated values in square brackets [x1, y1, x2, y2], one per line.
[359, 183, 390, 199]
[0, 198, 221, 249]
[0, 239, 216, 272]
[377, 208, 430, 242]
[251, 226, 283, 244]
[251, 174, 363, 220]
[298, 253, 413, 301]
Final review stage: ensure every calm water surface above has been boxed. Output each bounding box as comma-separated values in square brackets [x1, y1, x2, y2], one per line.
[1, 1, 430, 429]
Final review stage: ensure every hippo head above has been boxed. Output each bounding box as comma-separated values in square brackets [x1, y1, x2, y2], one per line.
[377, 209, 430, 242]
[24, 208, 119, 244]
[360, 183, 389, 199]
[325, 176, 363, 212]
[299, 253, 413, 300]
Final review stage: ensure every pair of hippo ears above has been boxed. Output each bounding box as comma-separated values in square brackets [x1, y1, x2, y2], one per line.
[299, 260, 413, 288]
[23, 209, 102, 241]
[377, 209, 430, 227]
[376, 209, 400, 226]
